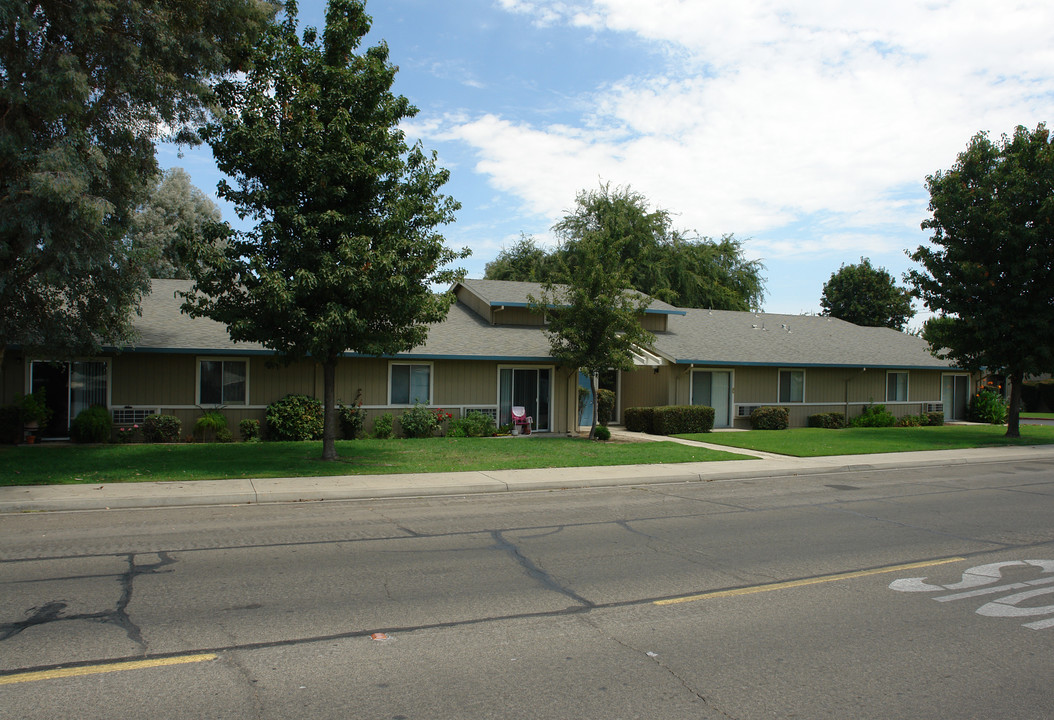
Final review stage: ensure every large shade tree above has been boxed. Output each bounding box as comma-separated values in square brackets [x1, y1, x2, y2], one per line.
[820, 257, 914, 330]
[0, 0, 274, 365]
[530, 185, 656, 439]
[908, 123, 1054, 437]
[485, 186, 765, 311]
[183, 0, 468, 460]
[129, 168, 223, 279]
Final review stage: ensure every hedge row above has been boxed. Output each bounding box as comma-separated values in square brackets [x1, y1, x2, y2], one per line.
[1022, 380, 1054, 412]
[624, 405, 715, 435]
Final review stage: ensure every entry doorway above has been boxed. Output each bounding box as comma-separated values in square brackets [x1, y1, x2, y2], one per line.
[499, 367, 552, 432]
[29, 360, 109, 437]
[942, 374, 970, 421]
[692, 370, 732, 428]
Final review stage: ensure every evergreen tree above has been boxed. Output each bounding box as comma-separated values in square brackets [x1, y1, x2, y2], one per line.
[0, 0, 273, 362]
[130, 168, 222, 279]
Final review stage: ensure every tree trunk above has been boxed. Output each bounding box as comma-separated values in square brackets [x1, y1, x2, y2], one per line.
[1006, 368, 1023, 439]
[322, 357, 338, 460]
[588, 373, 598, 439]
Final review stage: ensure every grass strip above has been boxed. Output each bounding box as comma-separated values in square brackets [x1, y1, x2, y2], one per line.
[0, 437, 751, 487]
[676, 425, 1054, 457]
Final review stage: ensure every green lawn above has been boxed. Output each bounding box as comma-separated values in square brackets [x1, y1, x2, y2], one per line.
[676, 424, 1054, 457]
[0, 437, 752, 487]
[1022, 412, 1054, 420]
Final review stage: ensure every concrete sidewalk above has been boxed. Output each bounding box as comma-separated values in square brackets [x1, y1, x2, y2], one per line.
[3, 438, 1053, 513]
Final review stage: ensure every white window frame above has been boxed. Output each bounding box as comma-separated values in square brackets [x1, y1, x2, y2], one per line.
[196, 357, 249, 406]
[886, 371, 909, 402]
[388, 361, 434, 406]
[778, 368, 805, 403]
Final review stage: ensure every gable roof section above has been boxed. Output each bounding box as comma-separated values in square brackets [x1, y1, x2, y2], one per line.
[456, 278, 686, 316]
[124, 279, 555, 361]
[652, 308, 956, 370]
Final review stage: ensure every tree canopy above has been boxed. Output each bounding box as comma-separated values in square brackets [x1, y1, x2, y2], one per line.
[183, 0, 467, 460]
[530, 185, 656, 438]
[908, 123, 1054, 437]
[485, 186, 765, 311]
[820, 257, 914, 330]
[0, 0, 274, 361]
[129, 168, 222, 279]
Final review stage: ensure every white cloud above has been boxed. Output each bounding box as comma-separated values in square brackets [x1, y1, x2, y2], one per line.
[460, 0, 1053, 249]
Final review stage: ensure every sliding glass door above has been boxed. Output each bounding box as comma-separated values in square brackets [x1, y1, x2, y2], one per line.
[30, 361, 109, 437]
[499, 368, 552, 432]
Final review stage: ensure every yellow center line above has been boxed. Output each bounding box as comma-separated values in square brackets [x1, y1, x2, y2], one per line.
[0, 653, 217, 686]
[655, 557, 965, 606]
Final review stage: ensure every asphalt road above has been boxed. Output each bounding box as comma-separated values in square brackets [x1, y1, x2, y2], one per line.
[2, 458, 1053, 719]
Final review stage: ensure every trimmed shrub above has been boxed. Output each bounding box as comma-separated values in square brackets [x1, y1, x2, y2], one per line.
[0, 404, 21, 444]
[1021, 380, 1054, 412]
[400, 403, 451, 438]
[597, 389, 616, 426]
[923, 411, 944, 426]
[624, 407, 656, 434]
[624, 406, 714, 435]
[652, 405, 715, 435]
[808, 412, 845, 429]
[266, 394, 323, 441]
[593, 425, 611, 441]
[338, 404, 367, 439]
[969, 382, 1008, 424]
[239, 418, 261, 442]
[750, 406, 789, 430]
[142, 414, 182, 443]
[448, 411, 497, 438]
[850, 404, 896, 428]
[71, 406, 113, 443]
[896, 414, 923, 427]
[194, 410, 228, 442]
[216, 427, 234, 443]
[373, 412, 394, 439]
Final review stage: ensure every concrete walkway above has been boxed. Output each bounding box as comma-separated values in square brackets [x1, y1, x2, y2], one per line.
[4, 428, 1053, 513]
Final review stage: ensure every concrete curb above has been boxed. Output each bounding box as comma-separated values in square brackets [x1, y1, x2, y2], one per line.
[2, 445, 1052, 513]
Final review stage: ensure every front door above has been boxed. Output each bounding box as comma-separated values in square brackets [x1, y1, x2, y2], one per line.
[942, 374, 970, 421]
[692, 370, 732, 427]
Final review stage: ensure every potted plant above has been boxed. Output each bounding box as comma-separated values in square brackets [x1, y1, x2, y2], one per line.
[20, 389, 53, 443]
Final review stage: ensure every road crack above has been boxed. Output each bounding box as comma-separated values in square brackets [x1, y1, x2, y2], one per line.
[491, 530, 594, 608]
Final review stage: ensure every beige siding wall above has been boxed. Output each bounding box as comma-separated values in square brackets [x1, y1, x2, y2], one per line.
[493, 307, 545, 326]
[641, 314, 668, 332]
[456, 288, 493, 323]
[111, 354, 196, 406]
[1, 351, 24, 404]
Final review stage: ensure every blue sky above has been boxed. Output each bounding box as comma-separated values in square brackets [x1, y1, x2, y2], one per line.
[157, 0, 1053, 326]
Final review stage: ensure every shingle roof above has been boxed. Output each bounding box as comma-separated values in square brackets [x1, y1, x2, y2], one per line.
[651, 308, 955, 369]
[126, 279, 954, 369]
[457, 278, 685, 315]
[126, 279, 554, 360]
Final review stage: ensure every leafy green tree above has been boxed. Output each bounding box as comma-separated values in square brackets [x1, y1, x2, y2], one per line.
[483, 234, 554, 282]
[183, 0, 468, 461]
[129, 168, 222, 279]
[908, 124, 1054, 437]
[485, 185, 765, 310]
[820, 257, 914, 330]
[0, 0, 273, 365]
[530, 185, 656, 439]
